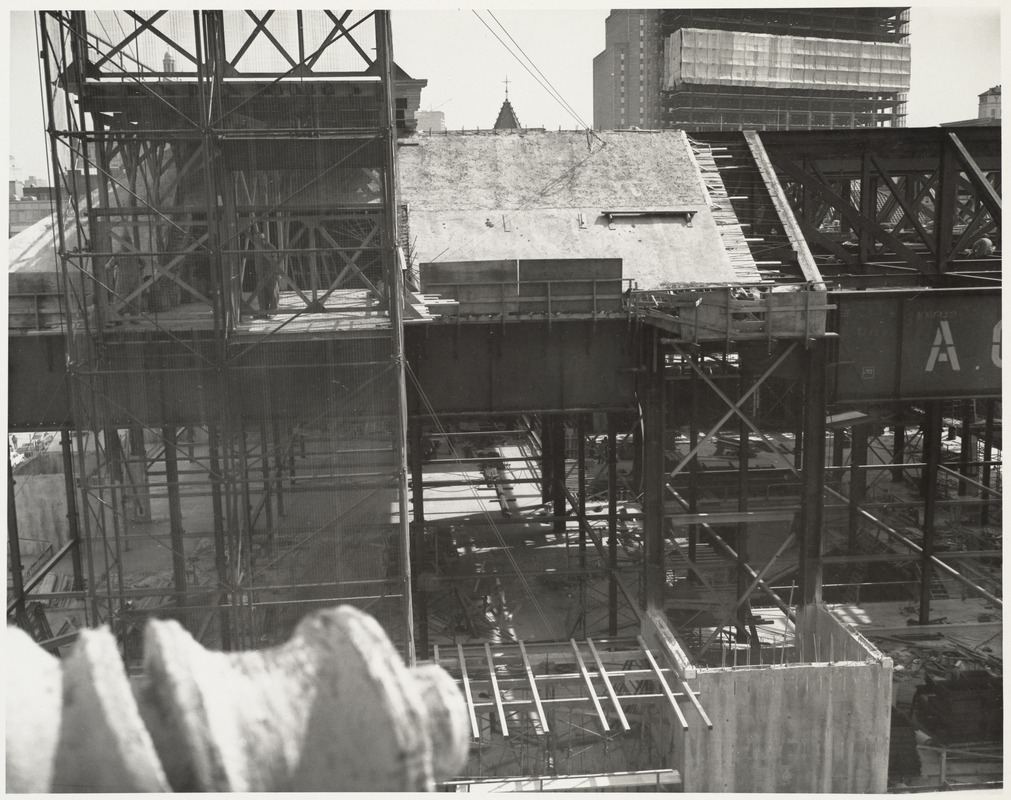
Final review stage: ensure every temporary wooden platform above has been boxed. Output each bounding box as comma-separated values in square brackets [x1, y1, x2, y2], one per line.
[431, 636, 712, 741]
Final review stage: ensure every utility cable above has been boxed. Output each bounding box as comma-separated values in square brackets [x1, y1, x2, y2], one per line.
[486, 10, 594, 134]
[471, 10, 594, 136]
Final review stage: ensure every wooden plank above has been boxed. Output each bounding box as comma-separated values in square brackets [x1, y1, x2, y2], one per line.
[586, 638, 630, 731]
[457, 644, 481, 740]
[484, 642, 509, 737]
[517, 640, 549, 735]
[569, 638, 610, 732]
[446, 769, 682, 792]
[637, 636, 689, 731]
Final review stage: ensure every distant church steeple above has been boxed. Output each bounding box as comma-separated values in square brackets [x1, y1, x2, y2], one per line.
[493, 76, 521, 130]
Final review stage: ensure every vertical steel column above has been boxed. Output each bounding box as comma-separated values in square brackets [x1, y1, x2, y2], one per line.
[919, 402, 943, 625]
[848, 425, 869, 555]
[376, 10, 415, 663]
[957, 400, 973, 498]
[576, 414, 587, 639]
[859, 153, 874, 264]
[892, 423, 906, 482]
[687, 352, 700, 580]
[935, 137, 959, 277]
[208, 424, 231, 650]
[832, 429, 847, 476]
[8, 452, 29, 630]
[409, 423, 428, 658]
[794, 390, 804, 473]
[128, 427, 151, 521]
[552, 417, 567, 535]
[259, 422, 274, 540]
[643, 342, 666, 611]
[163, 427, 189, 615]
[271, 417, 285, 519]
[981, 400, 995, 526]
[736, 374, 750, 637]
[631, 417, 643, 493]
[61, 429, 85, 590]
[607, 414, 619, 636]
[799, 340, 827, 607]
[541, 416, 554, 505]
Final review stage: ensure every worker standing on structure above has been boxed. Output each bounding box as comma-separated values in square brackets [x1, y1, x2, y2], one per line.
[969, 236, 995, 258]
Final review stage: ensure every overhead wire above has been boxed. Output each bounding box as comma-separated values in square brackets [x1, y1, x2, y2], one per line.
[471, 10, 596, 136]
[485, 10, 592, 132]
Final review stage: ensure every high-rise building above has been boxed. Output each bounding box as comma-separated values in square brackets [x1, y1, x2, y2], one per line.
[594, 8, 911, 131]
[593, 10, 662, 130]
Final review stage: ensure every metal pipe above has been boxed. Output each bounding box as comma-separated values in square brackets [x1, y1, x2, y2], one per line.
[7, 451, 29, 629]
[919, 402, 941, 625]
[409, 422, 428, 658]
[376, 9, 415, 664]
[163, 426, 189, 616]
[61, 428, 85, 590]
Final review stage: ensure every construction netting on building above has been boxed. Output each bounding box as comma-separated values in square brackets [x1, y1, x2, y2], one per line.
[664, 28, 911, 93]
[34, 10, 413, 664]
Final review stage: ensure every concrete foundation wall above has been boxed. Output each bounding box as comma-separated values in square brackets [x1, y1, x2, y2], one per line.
[11, 474, 70, 550]
[675, 658, 891, 792]
[644, 605, 892, 793]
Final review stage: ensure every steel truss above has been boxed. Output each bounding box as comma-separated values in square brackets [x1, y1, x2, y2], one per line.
[23, 10, 416, 662]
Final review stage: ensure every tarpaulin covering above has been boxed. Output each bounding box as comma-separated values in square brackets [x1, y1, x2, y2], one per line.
[665, 28, 910, 93]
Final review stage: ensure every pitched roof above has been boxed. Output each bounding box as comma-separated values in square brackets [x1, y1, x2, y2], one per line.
[493, 99, 521, 130]
[399, 130, 748, 289]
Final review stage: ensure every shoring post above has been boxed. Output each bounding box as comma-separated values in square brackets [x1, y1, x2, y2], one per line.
[981, 400, 995, 526]
[957, 400, 973, 501]
[8, 451, 29, 630]
[128, 427, 151, 522]
[552, 416, 567, 535]
[61, 428, 85, 591]
[643, 337, 666, 610]
[271, 417, 285, 519]
[541, 416, 554, 504]
[799, 339, 827, 607]
[607, 414, 619, 635]
[377, 9, 415, 663]
[163, 426, 189, 619]
[935, 137, 959, 276]
[259, 422, 274, 542]
[848, 424, 869, 556]
[736, 373, 750, 639]
[409, 422, 429, 658]
[919, 402, 942, 625]
[688, 351, 700, 580]
[576, 413, 587, 638]
[892, 422, 906, 482]
[208, 424, 232, 650]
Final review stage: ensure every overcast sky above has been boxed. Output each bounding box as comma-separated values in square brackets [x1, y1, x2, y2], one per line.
[6, 4, 1003, 182]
